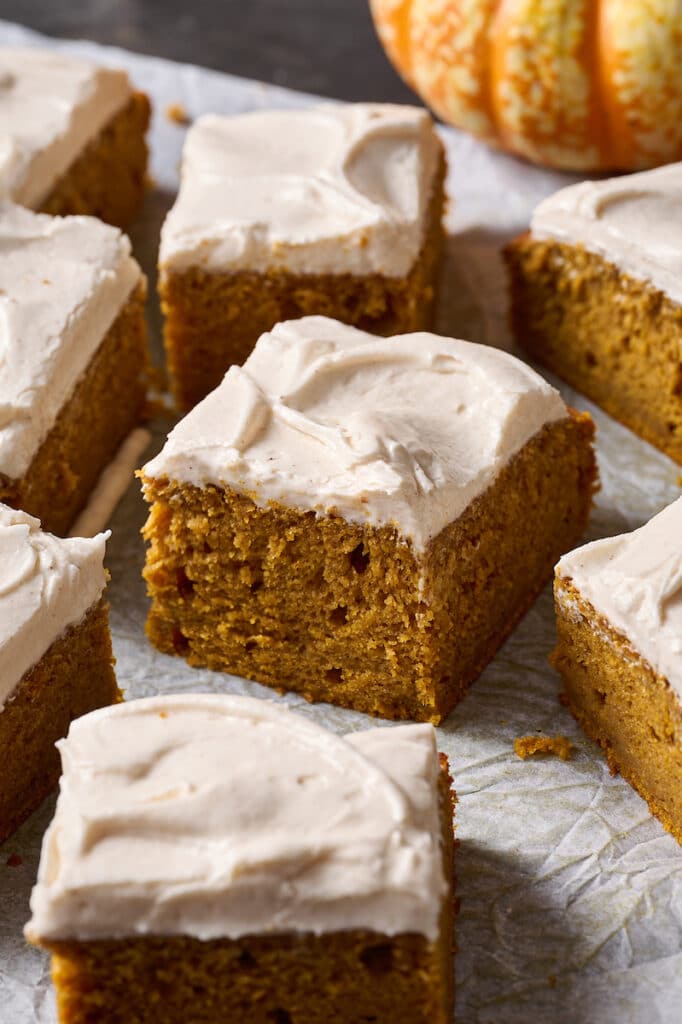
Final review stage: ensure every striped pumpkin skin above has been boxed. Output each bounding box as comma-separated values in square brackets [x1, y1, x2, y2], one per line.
[370, 0, 682, 170]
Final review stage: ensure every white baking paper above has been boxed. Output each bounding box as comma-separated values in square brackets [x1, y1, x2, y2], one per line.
[0, 20, 681, 1024]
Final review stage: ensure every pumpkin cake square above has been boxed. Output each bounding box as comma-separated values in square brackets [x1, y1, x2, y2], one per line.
[0, 202, 150, 536]
[26, 694, 456, 1024]
[0, 47, 150, 227]
[140, 316, 598, 724]
[553, 497, 682, 844]
[0, 504, 119, 844]
[158, 103, 446, 409]
[504, 163, 682, 464]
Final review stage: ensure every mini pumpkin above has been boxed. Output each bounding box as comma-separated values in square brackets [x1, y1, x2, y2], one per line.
[369, 0, 682, 171]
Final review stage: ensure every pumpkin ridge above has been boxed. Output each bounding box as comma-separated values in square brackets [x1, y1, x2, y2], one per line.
[384, 0, 417, 84]
[367, 0, 413, 89]
[583, 0, 611, 167]
[480, 1, 506, 146]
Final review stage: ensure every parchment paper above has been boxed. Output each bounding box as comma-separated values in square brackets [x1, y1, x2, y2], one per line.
[1, 20, 681, 1024]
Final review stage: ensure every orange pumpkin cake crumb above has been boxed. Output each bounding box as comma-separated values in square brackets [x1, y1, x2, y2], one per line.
[514, 735, 573, 761]
[165, 101, 190, 124]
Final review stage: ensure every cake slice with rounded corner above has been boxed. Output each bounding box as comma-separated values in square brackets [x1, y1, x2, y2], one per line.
[26, 694, 456, 1024]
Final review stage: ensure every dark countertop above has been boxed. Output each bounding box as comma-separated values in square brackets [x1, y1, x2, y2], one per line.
[6, 0, 417, 103]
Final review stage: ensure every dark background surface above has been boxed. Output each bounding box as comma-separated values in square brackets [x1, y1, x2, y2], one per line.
[5, 0, 417, 102]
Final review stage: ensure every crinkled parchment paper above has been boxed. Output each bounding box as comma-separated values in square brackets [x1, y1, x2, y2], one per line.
[1, 20, 681, 1024]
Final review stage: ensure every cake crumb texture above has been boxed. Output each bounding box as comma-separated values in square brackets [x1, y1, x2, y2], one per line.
[514, 734, 573, 761]
[41, 92, 150, 228]
[553, 579, 682, 845]
[505, 235, 682, 464]
[142, 412, 597, 723]
[0, 600, 119, 845]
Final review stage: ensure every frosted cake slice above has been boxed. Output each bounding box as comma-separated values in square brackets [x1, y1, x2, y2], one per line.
[505, 163, 682, 463]
[141, 316, 598, 723]
[553, 497, 682, 843]
[26, 694, 456, 1024]
[0, 202, 149, 536]
[0, 504, 118, 843]
[158, 103, 446, 408]
[0, 47, 150, 227]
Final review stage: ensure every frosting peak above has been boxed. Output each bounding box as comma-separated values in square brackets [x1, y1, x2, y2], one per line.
[0, 504, 109, 710]
[26, 694, 446, 943]
[144, 316, 567, 550]
[531, 162, 682, 305]
[159, 103, 442, 278]
[0, 47, 132, 209]
[556, 497, 682, 696]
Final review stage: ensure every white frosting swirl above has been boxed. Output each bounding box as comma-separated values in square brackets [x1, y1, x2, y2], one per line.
[159, 103, 441, 278]
[26, 694, 446, 943]
[0, 47, 132, 208]
[557, 497, 682, 698]
[0, 202, 141, 479]
[531, 163, 682, 306]
[143, 316, 567, 551]
[0, 503, 108, 710]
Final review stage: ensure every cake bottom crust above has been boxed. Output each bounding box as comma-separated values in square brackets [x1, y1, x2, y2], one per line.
[553, 579, 682, 844]
[41, 91, 151, 229]
[0, 281, 149, 537]
[37, 763, 456, 1024]
[504, 234, 682, 464]
[159, 148, 446, 410]
[0, 599, 119, 845]
[142, 411, 597, 724]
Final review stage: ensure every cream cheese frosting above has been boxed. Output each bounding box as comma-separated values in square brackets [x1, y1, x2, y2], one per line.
[26, 694, 446, 943]
[159, 103, 442, 278]
[0, 47, 132, 209]
[143, 316, 567, 551]
[557, 497, 682, 699]
[0, 202, 142, 480]
[0, 503, 108, 711]
[531, 162, 682, 306]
